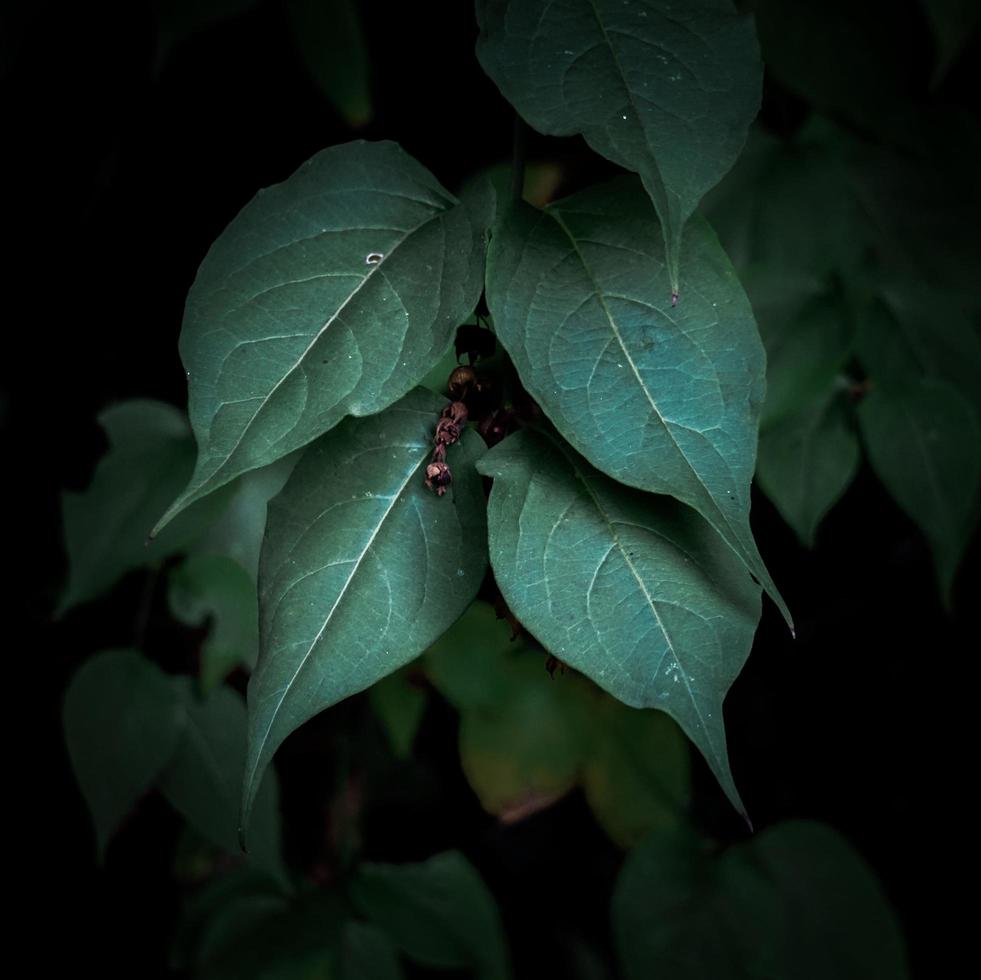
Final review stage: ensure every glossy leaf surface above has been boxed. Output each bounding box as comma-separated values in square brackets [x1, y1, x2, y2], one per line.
[59, 400, 230, 614]
[478, 429, 760, 816]
[352, 851, 510, 980]
[242, 388, 487, 827]
[614, 822, 910, 979]
[486, 179, 788, 625]
[63, 650, 183, 859]
[476, 0, 761, 291]
[156, 140, 485, 531]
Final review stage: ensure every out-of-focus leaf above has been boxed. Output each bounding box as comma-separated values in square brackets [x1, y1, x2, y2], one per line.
[757, 390, 861, 548]
[63, 650, 183, 860]
[155, 141, 486, 532]
[369, 668, 428, 759]
[287, 0, 372, 127]
[613, 821, 910, 980]
[337, 921, 406, 980]
[485, 178, 788, 626]
[169, 555, 259, 693]
[919, 0, 981, 86]
[352, 850, 511, 980]
[58, 400, 231, 615]
[858, 377, 981, 604]
[477, 0, 762, 293]
[160, 680, 286, 885]
[478, 430, 761, 818]
[242, 388, 487, 831]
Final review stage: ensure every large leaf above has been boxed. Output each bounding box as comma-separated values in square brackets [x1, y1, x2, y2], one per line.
[756, 390, 860, 548]
[154, 140, 486, 533]
[336, 921, 406, 980]
[58, 400, 230, 615]
[160, 680, 286, 885]
[477, 429, 761, 817]
[858, 377, 981, 604]
[476, 0, 761, 294]
[63, 649, 184, 859]
[242, 387, 487, 829]
[613, 822, 910, 980]
[168, 554, 259, 692]
[485, 179, 789, 626]
[352, 851, 511, 980]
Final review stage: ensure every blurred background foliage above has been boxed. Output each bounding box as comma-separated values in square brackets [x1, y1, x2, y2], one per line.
[6, 0, 978, 976]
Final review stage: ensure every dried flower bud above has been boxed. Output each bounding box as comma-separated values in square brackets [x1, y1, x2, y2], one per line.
[425, 461, 452, 495]
[448, 365, 477, 399]
[434, 401, 469, 445]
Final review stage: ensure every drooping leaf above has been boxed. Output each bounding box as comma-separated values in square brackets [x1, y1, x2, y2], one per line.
[242, 387, 487, 830]
[352, 850, 511, 980]
[58, 400, 231, 615]
[477, 429, 761, 817]
[858, 377, 981, 604]
[192, 452, 300, 581]
[756, 390, 861, 548]
[476, 0, 762, 293]
[337, 921, 406, 980]
[160, 680, 286, 884]
[168, 555, 259, 692]
[286, 0, 372, 127]
[485, 178, 788, 626]
[369, 667, 428, 759]
[613, 822, 910, 980]
[63, 649, 184, 860]
[154, 140, 486, 533]
[425, 601, 689, 841]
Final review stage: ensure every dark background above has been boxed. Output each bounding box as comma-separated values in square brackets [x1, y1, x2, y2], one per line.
[6, 1, 976, 976]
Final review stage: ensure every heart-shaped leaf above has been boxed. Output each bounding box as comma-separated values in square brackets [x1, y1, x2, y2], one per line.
[485, 178, 789, 626]
[155, 140, 485, 533]
[242, 388, 487, 829]
[476, 0, 761, 293]
[478, 429, 761, 817]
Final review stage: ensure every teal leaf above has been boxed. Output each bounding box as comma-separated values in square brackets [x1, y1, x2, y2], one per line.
[63, 650, 184, 860]
[613, 822, 910, 980]
[287, 0, 372, 127]
[155, 140, 486, 533]
[756, 390, 861, 548]
[485, 179, 789, 626]
[352, 850, 511, 980]
[477, 429, 761, 818]
[160, 680, 286, 885]
[58, 400, 231, 615]
[368, 668, 428, 759]
[168, 555, 259, 692]
[242, 388, 487, 830]
[476, 0, 761, 294]
[858, 377, 981, 604]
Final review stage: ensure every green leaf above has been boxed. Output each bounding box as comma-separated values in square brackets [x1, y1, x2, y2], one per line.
[352, 850, 511, 980]
[160, 680, 286, 885]
[756, 390, 861, 548]
[476, 0, 761, 293]
[369, 668, 428, 759]
[478, 429, 761, 818]
[858, 377, 981, 604]
[192, 452, 300, 581]
[919, 0, 981, 85]
[242, 387, 487, 830]
[485, 179, 789, 627]
[155, 140, 486, 532]
[337, 921, 406, 980]
[613, 822, 910, 980]
[169, 555, 259, 692]
[427, 603, 584, 821]
[63, 649, 184, 860]
[287, 0, 372, 127]
[578, 689, 689, 848]
[58, 400, 231, 615]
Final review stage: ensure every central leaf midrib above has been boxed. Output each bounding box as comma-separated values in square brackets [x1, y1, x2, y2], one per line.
[209, 207, 448, 483]
[246, 451, 427, 796]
